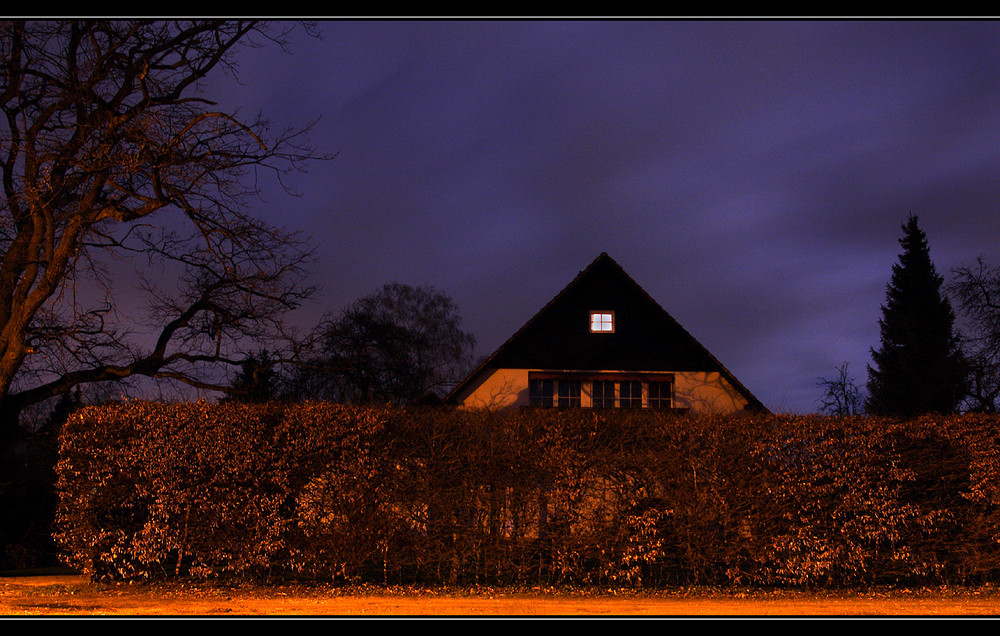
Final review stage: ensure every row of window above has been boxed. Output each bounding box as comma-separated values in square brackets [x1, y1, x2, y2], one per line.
[529, 378, 673, 409]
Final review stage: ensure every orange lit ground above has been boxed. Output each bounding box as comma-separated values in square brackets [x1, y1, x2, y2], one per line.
[3, 574, 1000, 616]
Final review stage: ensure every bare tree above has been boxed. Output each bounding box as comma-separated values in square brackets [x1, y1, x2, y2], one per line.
[0, 21, 324, 430]
[949, 257, 1000, 412]
[817, 362, 865, 416]
[292, 283, 477, 406]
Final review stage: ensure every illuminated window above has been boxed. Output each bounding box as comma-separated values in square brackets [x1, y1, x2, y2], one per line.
[648, 381, 672, 409]
[619, 381, 642, 408]
[558, 380, 581, 407]
[590, 311, 614, 333]
[529, 379, 554, 407]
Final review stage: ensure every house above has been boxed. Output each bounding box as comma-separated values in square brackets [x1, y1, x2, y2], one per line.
[447, 253, 766, 414]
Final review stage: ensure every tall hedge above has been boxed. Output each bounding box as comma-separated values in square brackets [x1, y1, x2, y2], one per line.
[54, 402, 1000, 586]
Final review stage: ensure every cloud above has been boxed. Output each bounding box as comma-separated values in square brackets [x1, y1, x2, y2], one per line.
[201, 20, 1000, 412]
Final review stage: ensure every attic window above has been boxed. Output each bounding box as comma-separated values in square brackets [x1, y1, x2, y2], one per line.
[590, 311, 614, 333]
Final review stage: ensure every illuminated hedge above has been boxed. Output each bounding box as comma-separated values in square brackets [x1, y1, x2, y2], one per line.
[54, 402, 1000, 586]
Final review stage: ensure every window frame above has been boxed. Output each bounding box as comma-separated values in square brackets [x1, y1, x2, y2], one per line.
[648, 380, 673, 410]
[619, 380, 642, 409]
[529, 378, 554, 407]
[589, 310, 615, 333]
[557, 379, 582, 408]
[592, 379, 615, 409]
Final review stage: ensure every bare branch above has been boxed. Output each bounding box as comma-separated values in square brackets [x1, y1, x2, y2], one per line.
[0, 20, 327, 426]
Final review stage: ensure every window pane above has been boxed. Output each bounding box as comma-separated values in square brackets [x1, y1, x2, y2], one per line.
[592, 380, 614, 408]
[530, 379, 553, 407]
[649, 381, 672, 409]
[619, 381, 642, 408]
[558, 380, 581, 408]
[590, 311, 614, 332]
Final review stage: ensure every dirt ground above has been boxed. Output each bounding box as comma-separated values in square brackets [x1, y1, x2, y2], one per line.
[4, 572, 1000, 616]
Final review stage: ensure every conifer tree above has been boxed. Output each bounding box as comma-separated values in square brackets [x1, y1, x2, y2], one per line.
[866, 215, 965, 416]
[222, 350, 281, 404]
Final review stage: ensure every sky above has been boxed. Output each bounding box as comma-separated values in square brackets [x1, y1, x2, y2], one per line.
[204, 19, 1000, 414]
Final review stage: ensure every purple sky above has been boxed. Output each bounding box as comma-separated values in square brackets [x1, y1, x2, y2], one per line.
[204, 20, 1000, 413]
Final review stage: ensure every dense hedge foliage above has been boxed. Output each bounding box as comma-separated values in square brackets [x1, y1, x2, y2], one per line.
[55, 402, 1000, 587]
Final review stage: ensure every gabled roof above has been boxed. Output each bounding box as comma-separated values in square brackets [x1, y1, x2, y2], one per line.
[448, 252, 766, 411]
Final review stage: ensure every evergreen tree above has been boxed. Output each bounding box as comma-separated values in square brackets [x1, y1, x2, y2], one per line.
[866, 215, 965, 416]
